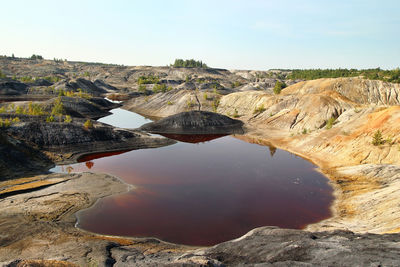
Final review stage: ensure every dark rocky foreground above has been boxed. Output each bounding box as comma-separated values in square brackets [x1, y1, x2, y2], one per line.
[140, 110, 244, 134]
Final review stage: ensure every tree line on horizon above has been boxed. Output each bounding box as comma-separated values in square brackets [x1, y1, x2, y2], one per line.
[171, 59, 208, 68]
[286, 68, 400, 83]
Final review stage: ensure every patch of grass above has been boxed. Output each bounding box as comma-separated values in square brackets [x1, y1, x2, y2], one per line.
[253, 104, 266, 114]
[84, 119, 93, 129]
[46, 115, 55, 122]
[187, 99, 194, 108]
[203, 93, 208, 101]
[232, 81, 242, 88]
[138, 84, 147, 93]
[302, 128, 308, 134]
[325, 117, 336, 129]
[51, 98, 64, 116]
[167, 101, 173, 105]
[65, 89, 92, 99]
[212, 99, 220, 112]
[233, 108, 239, 118]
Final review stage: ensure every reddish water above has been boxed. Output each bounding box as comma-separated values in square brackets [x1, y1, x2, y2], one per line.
[53, 134, 333, 246]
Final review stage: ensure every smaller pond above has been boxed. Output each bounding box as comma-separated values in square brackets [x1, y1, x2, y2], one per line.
[98, 108, 152, 129]
[52, 109, 333, 246]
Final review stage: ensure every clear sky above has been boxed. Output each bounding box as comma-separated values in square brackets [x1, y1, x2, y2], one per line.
[1, 0, 399, 70]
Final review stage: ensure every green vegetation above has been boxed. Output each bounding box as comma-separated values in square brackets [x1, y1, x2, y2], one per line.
[0, 70, 6, 78]
[152, 84, 172, 93]
[232, 81, 242, 88]
[196, 78, 205, 84]
[84, 119, 93, 129]
[372, 130, 384, 146]
[64, 115, 72, 123]
[233, 109, 239, 118]
[0, 117, 19, 128]
[30, 54, 43, 60]
[187, 99, 195, 108]
[203, 93, 208, 101]
[43, 76, 62, 83]
[28, 102, 46, 115]
[172, 59, 208, 68]
[167, 101, 173, 105]
[302, 128, 308, 135]
[65, 89, 92, 99]
[138, 75, 159, 85]
[138, 84, 147, 93]
[212, 99, 220, 112]
[325, 117, 337, 129]
[287, 68, 400, 83]
[51, 98, 64, 116]
[273, 81, 286, 94]
[19, 76, 34, 83]
[46, 115, 55, 122]
[253, 104, 266, 114]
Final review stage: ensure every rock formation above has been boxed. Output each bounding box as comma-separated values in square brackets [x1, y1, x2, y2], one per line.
[140, 110, 244, 134]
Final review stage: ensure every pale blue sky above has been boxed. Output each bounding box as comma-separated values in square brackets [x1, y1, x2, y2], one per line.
[1, 0, 399, 70]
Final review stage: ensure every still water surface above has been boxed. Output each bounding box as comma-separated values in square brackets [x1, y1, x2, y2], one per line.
[52, 109, 333, 246]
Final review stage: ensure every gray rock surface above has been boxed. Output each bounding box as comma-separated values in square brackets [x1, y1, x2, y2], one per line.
[141, 110, 244, 134]
[0, 80, 28, 95]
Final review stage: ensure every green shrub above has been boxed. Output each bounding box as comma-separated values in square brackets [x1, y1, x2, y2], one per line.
[138, 75, 159, 85]
[187, 99, 194, 108]
[153, 84, 167, 93]
[233, 109, 239, 118]
[15, 106, 24, 114]
[138, 84, 146, 93]
[273, 81, 286, 94]
[64, 115, 72, 123]
[30, 54, 43, 60]
[372, 130, 384, 146]
[46, 115, 55, 122]
[1, 118, 11, 127]
[253, 104, 266, 114]
[58, 89, 65, 96]
[84, 119, 93, 129]
[167, 101, 173, 105]
[325, 117, 336, 129]
[51, 98, 64, 116]
[203, 93, 208, 101]
[232, 81, 242, 88]
[212, 99, 220, 112]
[28, 102, 46, 116]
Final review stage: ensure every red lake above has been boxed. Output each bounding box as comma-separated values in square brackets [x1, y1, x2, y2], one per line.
[52, 108, 333, 246]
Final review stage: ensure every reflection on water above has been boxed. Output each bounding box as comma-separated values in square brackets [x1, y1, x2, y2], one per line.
[54, 134, 333, 246]
[158, 133, 228, 143]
